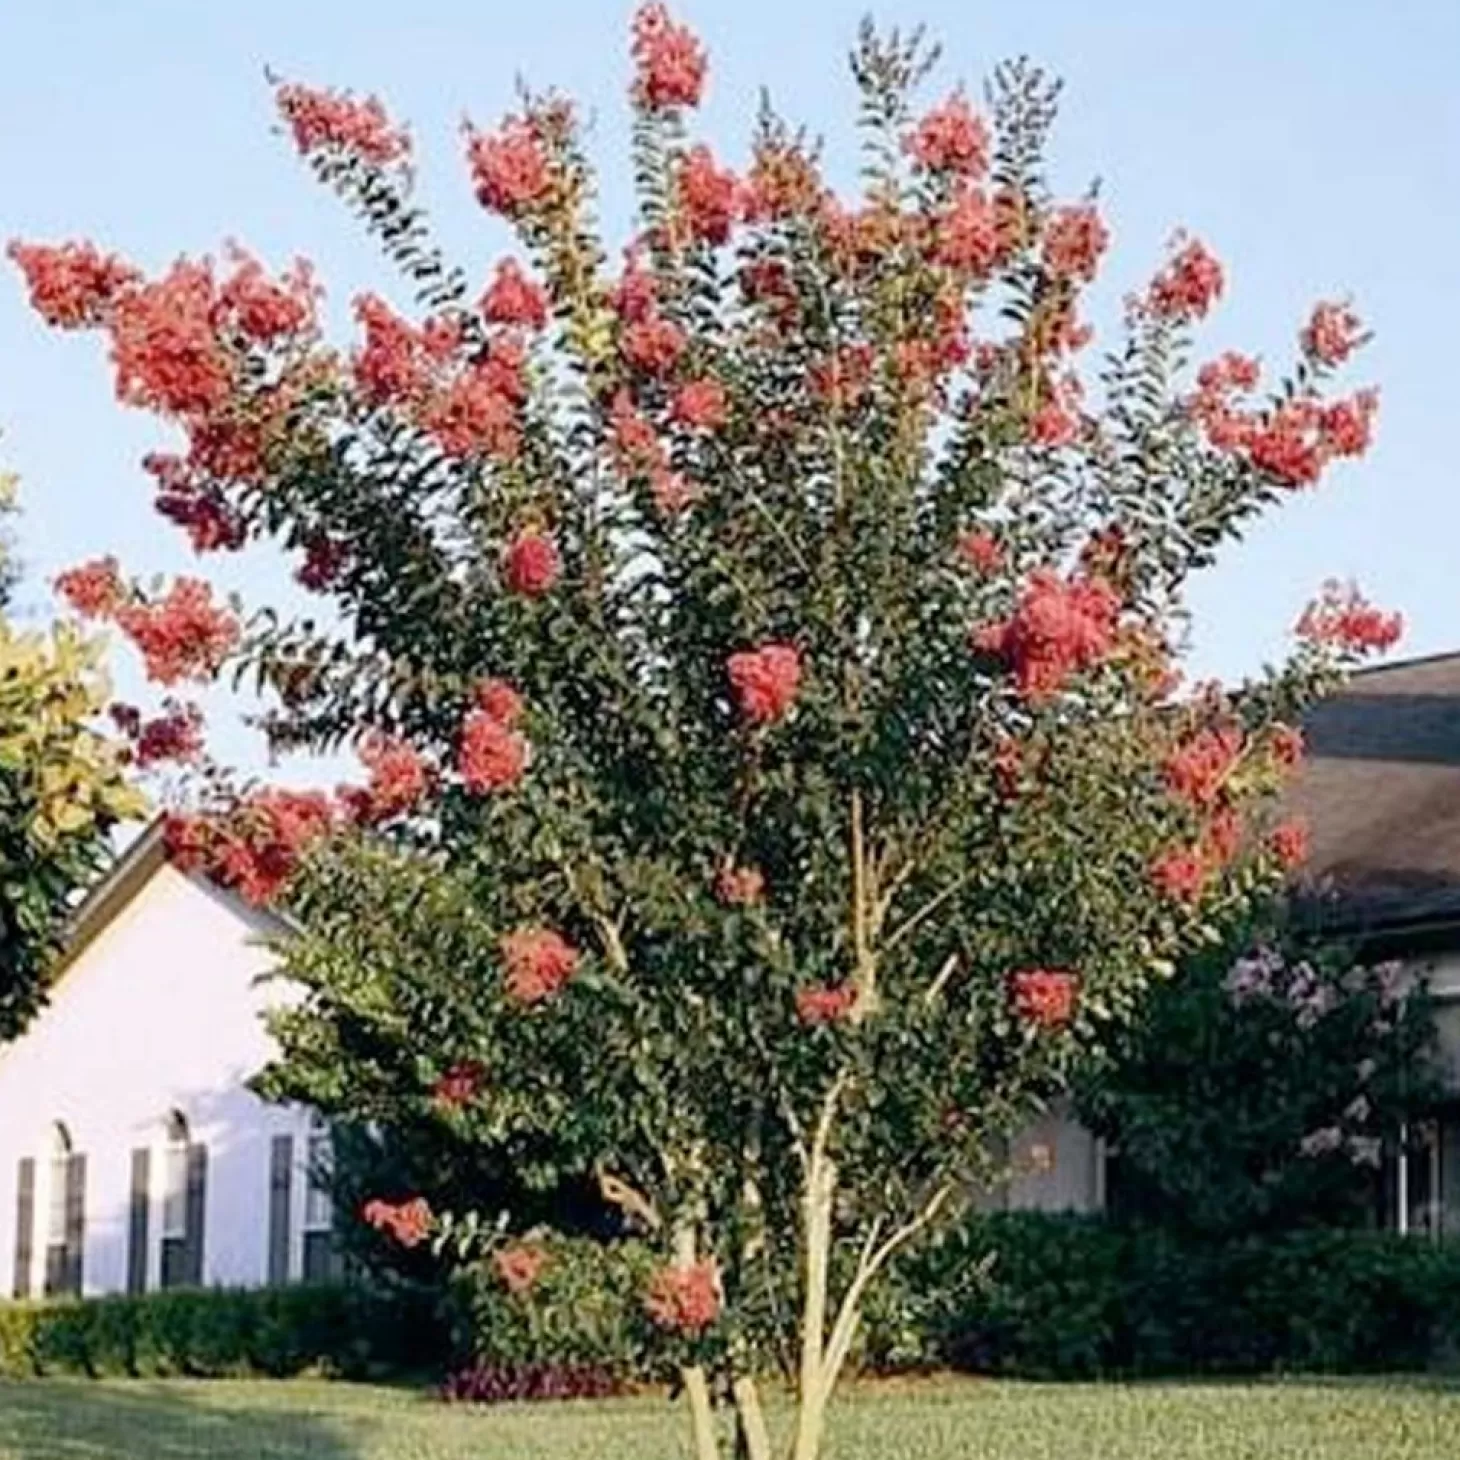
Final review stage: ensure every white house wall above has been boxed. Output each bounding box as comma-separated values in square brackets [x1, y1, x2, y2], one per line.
[0, 861, 311, 1297]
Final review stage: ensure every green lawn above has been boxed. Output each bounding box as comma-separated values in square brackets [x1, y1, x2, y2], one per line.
[1, 1375, 1458, 1459]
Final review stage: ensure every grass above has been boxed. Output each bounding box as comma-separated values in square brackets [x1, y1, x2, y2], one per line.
[2, 1374, 1459, 1459]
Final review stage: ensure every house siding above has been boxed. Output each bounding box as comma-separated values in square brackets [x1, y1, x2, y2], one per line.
[0, 858, 315, 1296]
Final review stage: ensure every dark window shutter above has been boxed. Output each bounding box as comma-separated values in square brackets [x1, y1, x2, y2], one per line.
[63, 1153, 86, 1296]
[267, 1135, 293, 1286]
[12, 1158, 34, 1299]
[126, 1149, 151, 1295]
[183, 1144, 207, 1287]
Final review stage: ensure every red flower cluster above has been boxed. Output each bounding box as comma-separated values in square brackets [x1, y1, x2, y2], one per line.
[631, 2, 707, 111]
[1148, 237, 1224, 322]
[166, 788, 336, 906]
[110, 259, 236, 418]
[298, 535, 349, 592]
[433, 1059, 487, 1109]
[481, 259, 549, 331]
[1029, 375, 1083, 448]
[933, 187, 1000, 276]
[1042, 204, 1110, 283]
[460, 690, 529, 793]
[341, 730, 428, 824]
[1269, 818, 1310, 870]
[55, 556, 124, 618]
[493, 1242, 548, 1297]
[795, 983, 856, 1026]
[1295, 580, 1403, 656]
[716, 864, 765, 906]
[363, 1196, 433, 1249]
[132, 702, 206, 768]
[1301, 301, 1364, 367]
[975, 570, 1120, 701]
[741, 141, 823, 224]
[1196, 351, 1260, 396]
[644, 1259, 721, 1332]
[676, 146, 739, 246]
[727, 643, 802, 723]
[114, 578, 240, 686]
[8, 239, 139, 328]
[671, 377, 728, 431]
[501, 926, 581, 1005]
[1270, 724, 1304, 773]
[957, 530, 1004, 575]
[466, 118, 552, 217]
[1007, 969, 1078, 1029]
[1163, 725, 1244, 808]
[904, 92, 989, 177]
[352, 294, 446, 405]
[275, 82, 410, 165]
[422, 362, 523, 460]
[621, 315, 687, 377]
[217, 248, 319, 344]
[503, 530, 561, 596]
[1150, 845, 1208, 903]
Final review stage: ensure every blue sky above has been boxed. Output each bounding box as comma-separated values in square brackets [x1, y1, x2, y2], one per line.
[2, 1, 1457, 780]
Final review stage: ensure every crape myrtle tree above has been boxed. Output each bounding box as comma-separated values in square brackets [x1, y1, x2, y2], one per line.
[11, 7, 1402, 1455]
[0, 454, 145, 1041]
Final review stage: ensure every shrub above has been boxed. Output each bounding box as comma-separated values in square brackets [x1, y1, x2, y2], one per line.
[448, 1235, 659, 1379]
[875, 1212, 1460, 1379]
[0, 1282, 443, 1381]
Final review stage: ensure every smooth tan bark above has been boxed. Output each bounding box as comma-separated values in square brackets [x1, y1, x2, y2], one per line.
[731, 1374, 772, 1460]
[681, 1364, 720, 1460]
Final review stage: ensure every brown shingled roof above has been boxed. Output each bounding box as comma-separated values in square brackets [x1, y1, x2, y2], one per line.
[1288, 651, 1460, 936]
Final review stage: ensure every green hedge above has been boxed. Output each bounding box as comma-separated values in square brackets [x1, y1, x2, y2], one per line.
[6, 1219, 1460, 1385]
[867, 1213, 1460, 1378]
[0, 1283, 442, 1380]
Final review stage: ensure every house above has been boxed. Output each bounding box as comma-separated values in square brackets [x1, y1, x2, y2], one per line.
[985, 651, 1460, 1234]
[6, 652, 1460, 1302]
[0, 821, 336, 1300]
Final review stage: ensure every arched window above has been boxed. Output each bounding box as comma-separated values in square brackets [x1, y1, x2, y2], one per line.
[302, 1113, 339, 1283]
[159, 1111, 206, 1289]
[43, 1122, 84, 1297]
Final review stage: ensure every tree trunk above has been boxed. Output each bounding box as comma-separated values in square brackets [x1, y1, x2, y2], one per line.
[731, 1374, 772, 1460]
[675, 1221, 722, 1460]
[681, 1364, 720, 1460]
[792, 1151, 836, 1460]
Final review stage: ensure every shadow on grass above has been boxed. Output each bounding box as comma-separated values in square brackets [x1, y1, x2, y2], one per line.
[0, 1379, 360, 1460]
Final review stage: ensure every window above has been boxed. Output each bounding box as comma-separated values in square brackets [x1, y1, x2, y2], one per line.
[162, 1113, 189, 1242]
[42, 1123, 83, 1297]
[302, 1114, 340, 1283]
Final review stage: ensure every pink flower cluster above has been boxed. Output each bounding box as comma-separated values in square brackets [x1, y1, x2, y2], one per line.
[340, 730, 429, 825]
[1163, 725, 1244, 809]
[1042, 204, 1110, 283]
[1007, 969, 1078, 1029]
[975, 570, 1120, 701]
[481, 259, 549, 331]
[727, 644, 802, 724]
[503, 530, 561, 596]
[276, 82, 410, 165]
[433, 1059, 487, 1109]
[460, 678, 529, 794]
[644, 1259, 721, 1332]
[631, 2, 707, 111]
[112, 578, 241, 686]
[166, 788, 336, 906]
[8, 240, 139, 328]
[127, 701, 206, 768]
[905, 92, 989, 177]
[1295, 580, 1403, 656]
[500, 926, 581, 1005]
[55, 557, 124, 619]
[795, 983, 856, 1026]
[1301, 301, 1364, 366]
[493, 1242, 548, 1296]
[676, 146, 739, 245]
[465, 117, 552, 217]
[1148, 237, 1224, 322]
[362, 1196, 433, 1248]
